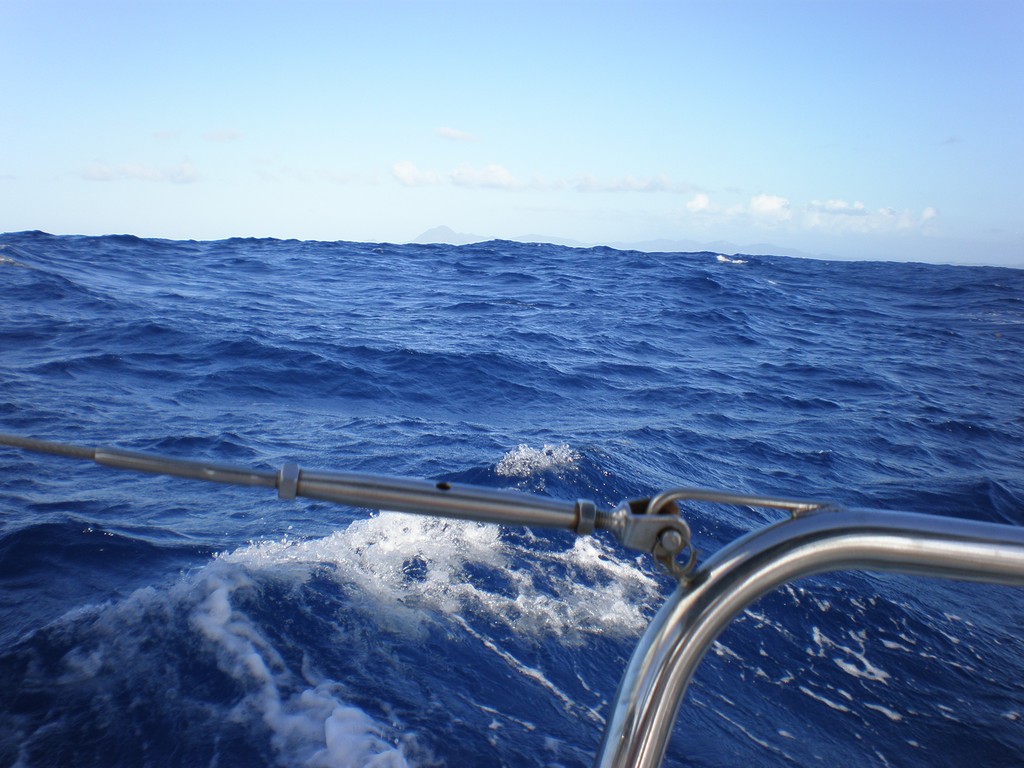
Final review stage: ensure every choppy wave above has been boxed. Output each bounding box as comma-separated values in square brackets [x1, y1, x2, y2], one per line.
[219, 511, 660, 641]
[0, 560, 412, 768]
[495, 443, 582, 478]
[1, 231, 1022, 767]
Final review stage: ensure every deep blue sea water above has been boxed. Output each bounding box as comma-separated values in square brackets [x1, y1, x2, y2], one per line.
[0, 230, 1022, 767]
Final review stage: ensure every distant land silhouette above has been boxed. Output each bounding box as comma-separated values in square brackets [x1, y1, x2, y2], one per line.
[411, 225, 826, 260]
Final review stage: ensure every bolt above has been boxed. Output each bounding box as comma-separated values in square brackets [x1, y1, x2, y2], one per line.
[658, 529, 685, 554]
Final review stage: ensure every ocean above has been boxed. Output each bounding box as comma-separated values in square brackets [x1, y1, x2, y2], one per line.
[0, 230, 1021, 767]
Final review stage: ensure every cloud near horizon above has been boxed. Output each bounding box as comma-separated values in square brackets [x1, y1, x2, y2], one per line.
[750, 194, 794, 221]
[389, 160, 941, 238]
[82, 161, 199, 184]
[450, 163, 524, 189]
[436, 127, 479, 143]
[391, 162, 698, 195]
[391, 161, 525, 189]
[685, 192, 939, 234]
[573, 173, 698, 194]
[804, 200, 939, 233]
[205, 129, 242, 143]
[391, 161, 444, 186]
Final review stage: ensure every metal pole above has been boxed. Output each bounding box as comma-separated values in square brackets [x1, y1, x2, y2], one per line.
[289, 469, 593, 531]
[0, 433, 595, 533]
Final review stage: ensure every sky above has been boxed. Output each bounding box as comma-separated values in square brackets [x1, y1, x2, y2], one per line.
[2, 0, 1022, 266]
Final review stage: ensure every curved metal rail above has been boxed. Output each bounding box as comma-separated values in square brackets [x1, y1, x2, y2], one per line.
[596, 508, 1024, 768]
[1, 432, 1023, 767]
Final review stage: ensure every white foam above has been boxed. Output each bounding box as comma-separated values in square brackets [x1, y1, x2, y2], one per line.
[880, 639, 913, 653]
[189, 564, 409, 768]
[453, 614, 603, 724]
[707, 706, 789, 758]
[38, 563, 409, 768]
[810, 626, 891, 683]
[711, 641, 742, 662]
[476, 704, 536, 732]
[798, 685, 851, 713]
[220, 511, 661, 643]
[0, 244, 26, 267]
[495, 443, 581, 477]
[715, 254, 748, 265]
[864, 703, 903, 722]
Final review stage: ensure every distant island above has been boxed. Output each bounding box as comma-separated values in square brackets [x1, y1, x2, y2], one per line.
[410, 225, 824, 260]
[411, 225, 486, 246]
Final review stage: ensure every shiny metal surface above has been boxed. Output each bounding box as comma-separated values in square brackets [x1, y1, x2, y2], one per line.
[595, 507, 1024, 768]
[0, 433, 586, 532]
[645, 486, 833, 517]
[0, 433, 667, 554]
[296, 468, 581, 529]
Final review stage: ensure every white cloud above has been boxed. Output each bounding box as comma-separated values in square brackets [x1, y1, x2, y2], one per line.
[804, 200, 939, 233]
[119, 163, 167, 182]
[750, 194, 792, 221]
[82, 162, 115, 181]
[575, 173, 674, 193]
[449, 163, 523, 189]
[166, 162, 200, 184]
[205, 129, 242, 142]
[319, 169, 377, 185]
[686, 192, 711, 212]
[395, 160, 526, 189]
[806, 199, 868, 216]
[391, 161, 443, 186]
[391, 162, 697, 195]
[574, 173, 695, 194]
[436, 126, 478, 143]
[81, 161, 198, 184]
[528, 173, 567, 191]
[677, 192, 938, 239]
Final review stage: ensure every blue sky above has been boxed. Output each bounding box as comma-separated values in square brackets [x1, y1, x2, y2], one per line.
[2, 0, 1022, 265]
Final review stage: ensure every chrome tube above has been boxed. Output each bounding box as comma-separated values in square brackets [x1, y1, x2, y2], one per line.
[295, 469, 590, 531]
[595, 508, 1024, 768]
[95, 447, 278, 488]
[0, 433, 592, 533]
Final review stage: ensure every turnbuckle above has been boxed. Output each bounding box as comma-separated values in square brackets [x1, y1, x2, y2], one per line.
[0, 433, 834, 582]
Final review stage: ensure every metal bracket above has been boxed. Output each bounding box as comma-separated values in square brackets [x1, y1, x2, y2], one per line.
[602, 498, 696, 580]
[600, 487, 836, 580]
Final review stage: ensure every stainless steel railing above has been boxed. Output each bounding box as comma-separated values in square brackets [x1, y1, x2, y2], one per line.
[595, 506, 1024, 767]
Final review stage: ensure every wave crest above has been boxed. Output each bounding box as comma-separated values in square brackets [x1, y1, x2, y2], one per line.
[220, 512, 660, 643]
[495, 443, 581, 478]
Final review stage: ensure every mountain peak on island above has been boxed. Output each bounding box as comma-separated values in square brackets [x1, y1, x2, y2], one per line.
[411, 225, 485, 245]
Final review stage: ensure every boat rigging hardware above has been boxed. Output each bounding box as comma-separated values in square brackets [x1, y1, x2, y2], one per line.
[1, 433, 715, 578]
[0, 433, 844, 580]
[602, 489, 836, 579]
[603, 496, 695, 579]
